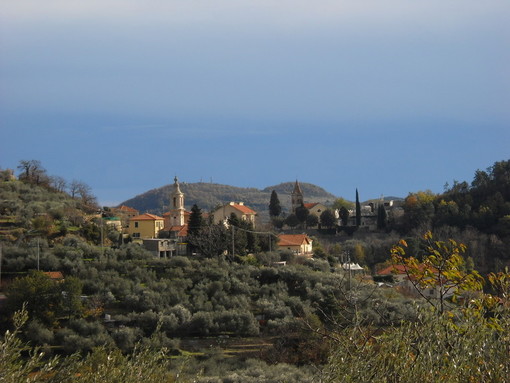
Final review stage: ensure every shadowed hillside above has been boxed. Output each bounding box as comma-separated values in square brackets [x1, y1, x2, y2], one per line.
[118, 181, 338, 219]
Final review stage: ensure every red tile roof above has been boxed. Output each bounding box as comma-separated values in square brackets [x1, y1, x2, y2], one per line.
[377, 264, 438, 276]
[303, 203, 319, 209]
[163, 210, 191, 217]
[167, 225, 188, 236]
[130, 213, 164, 221]
[278, 234, 312, 246]
[44, 271, 64, 280]
[231, 203, 256, 215]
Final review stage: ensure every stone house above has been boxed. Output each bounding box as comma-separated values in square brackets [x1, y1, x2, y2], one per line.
[303, 202, 328, 218]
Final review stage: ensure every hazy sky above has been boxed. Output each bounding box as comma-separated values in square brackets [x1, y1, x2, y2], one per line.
[1, 1, 509, 205]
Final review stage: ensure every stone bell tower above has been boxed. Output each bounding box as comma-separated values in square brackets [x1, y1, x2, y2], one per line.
[291, 180, 304, 214]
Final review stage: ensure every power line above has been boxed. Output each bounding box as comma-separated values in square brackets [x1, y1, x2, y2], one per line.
[185, 224, 278, 237]
[229, 225, 278, 237]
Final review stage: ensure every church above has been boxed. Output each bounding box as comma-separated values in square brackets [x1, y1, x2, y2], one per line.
[163, 176, 190, 231]
[161, 177, 191, 254]
[290, 180, 328, 220]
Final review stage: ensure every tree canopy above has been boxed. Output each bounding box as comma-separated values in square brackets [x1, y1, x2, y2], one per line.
[339, 206, 349, 226]
[6, 270, 83, 325]
[332, 197, 353, 210]
[295, 204, 310, 225]
[320, 209, 336, 229]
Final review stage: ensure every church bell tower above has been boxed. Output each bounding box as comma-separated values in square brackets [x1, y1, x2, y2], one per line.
[170, 176, 185, 226]
[291, 180, 304, 213]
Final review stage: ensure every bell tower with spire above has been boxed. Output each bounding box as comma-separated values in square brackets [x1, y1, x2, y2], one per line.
[291, 180, 304, 213]
[170, 176, 185, 226]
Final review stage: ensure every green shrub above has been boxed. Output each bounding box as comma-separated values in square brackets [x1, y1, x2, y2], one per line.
[24, 319, 54, 346]
[111, 326, 143, 352]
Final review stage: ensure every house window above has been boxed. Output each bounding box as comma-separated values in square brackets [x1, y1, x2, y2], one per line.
[132, 233, 140, 238]
[134, 222, 139, 228]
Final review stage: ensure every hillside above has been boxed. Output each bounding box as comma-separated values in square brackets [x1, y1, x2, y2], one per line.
[119, 181, 338, 218]
[0, 170, 97, 243]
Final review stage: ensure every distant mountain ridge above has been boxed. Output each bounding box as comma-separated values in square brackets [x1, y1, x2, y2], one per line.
[119, 181, 338, 218]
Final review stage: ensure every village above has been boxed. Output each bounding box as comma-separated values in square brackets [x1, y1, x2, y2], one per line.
[95, 177, 444, 299]
[105, 177, 403, 256]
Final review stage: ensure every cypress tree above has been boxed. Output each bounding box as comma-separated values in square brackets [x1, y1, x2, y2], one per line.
[269, 190, 282, 217]
[377, 204, 387, 229]
[187, 204, 204, 237]
[355, 189, 361, 227]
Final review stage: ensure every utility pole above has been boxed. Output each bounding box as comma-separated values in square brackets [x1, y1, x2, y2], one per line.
[37, 237, 40, 271]
[0, 244, 3, 289]
[26, 229, 41, 270]
[348, 254, 351, 292]
[231, 225, 235, 259]
[101, 217, 104, 259]
[343, 251, 351, 291]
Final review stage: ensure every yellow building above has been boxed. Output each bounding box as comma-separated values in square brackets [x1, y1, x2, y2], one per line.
[127, 213, 165, 239]
[212, 202, 257, 227]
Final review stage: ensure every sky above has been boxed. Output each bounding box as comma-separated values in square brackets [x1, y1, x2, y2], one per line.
[1, 0, 509, 206]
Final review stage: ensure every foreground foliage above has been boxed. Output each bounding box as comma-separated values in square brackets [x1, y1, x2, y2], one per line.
[0, 307, 314, 382]
[3, 270, 508, 382]
[0, 308, 176, 382]
[322, 303, 510, 383]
